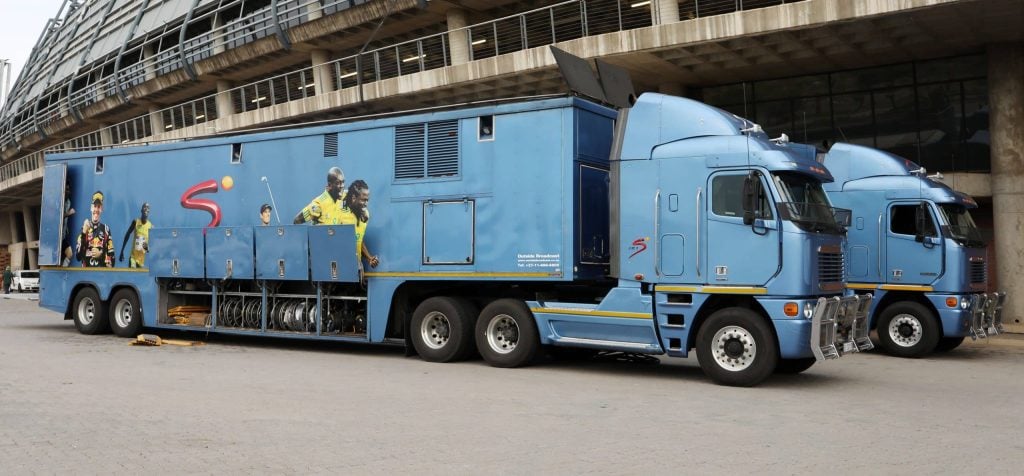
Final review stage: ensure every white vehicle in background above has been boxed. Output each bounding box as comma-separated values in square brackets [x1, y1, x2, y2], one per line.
[12, 270, 39, 293]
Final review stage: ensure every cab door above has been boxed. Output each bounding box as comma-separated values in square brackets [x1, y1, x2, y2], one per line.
[885, 202, 943, 284]
[703, 171, 780, 285]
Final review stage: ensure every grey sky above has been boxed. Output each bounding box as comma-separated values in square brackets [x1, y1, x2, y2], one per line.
[0, 0, 64, 83]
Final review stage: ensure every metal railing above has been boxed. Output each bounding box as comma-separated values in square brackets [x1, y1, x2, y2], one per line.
[2, 0, 795, 166]
[0, 152, 44, 183]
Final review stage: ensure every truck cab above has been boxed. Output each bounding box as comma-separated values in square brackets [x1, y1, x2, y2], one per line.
[822, 143, 1005, 357]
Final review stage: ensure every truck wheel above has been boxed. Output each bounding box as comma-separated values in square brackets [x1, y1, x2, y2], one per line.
[775, 358, 815, 374]
[72, 287, 110, 335]
[876, 302, 940, 357]
[475, 299, 540, 368]
[410, 296, 475, 362]
[696, 307, 777, 387]
[109, 288, 143, 338]
[934, 336, 965, 353]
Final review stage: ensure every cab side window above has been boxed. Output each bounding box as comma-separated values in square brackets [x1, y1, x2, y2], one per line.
[711, 174, 772, 219]
[890, 204, 936, 237]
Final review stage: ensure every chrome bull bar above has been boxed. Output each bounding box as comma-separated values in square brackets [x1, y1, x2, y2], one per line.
[810, 294, 874, 361]
[969, 292, 1007, 340]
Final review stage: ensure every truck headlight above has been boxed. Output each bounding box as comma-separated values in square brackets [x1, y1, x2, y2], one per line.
[960, 298, 970, 310]
[803, 302, 814, 319]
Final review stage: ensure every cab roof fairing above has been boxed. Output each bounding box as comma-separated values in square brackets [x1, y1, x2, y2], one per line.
[619, 93, 752, 161]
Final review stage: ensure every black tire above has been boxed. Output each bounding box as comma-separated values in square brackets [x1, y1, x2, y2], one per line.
[934, 336, 965, 353]
[109, 288, 144, 338]
[475, 298, 540, 368]
[775, 358, 816, 375]
[875, 301, 940, 358]
[696, 307, 778, 387]
[72, 287, 110, 335]
[410, 296, 476, 363]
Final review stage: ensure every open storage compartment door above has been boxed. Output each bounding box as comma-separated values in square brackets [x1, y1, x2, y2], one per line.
[39, 164, 67, 266]
[309, 225, 359, 282]
[206, 226, 255, 280]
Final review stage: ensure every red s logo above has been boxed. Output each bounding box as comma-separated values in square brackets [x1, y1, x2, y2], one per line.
[181, 180, 222, 228]
[628, 238, 648, 259]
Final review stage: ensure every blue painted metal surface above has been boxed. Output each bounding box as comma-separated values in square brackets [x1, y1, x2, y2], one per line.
[205, 226, 255, 279]
[148, 228, 205, 278]
[308, 225, 358, 282]
[39, 164, 67, 266]
[255, 225, 309, 281]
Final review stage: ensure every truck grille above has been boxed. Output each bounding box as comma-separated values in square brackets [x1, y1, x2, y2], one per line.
[818, 246, 845, 290]
[970, 259, 986, 284]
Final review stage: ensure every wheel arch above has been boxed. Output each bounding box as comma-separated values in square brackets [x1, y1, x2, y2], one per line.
[686, 294, 775, 351]
[872, 291, 940, 335]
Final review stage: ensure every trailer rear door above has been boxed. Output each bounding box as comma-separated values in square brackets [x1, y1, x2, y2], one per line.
[39, 164, 67, 266]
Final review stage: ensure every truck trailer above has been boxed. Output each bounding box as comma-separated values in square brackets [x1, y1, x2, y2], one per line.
[821, 143, 1006, 357]
[37, 55, 871, 386]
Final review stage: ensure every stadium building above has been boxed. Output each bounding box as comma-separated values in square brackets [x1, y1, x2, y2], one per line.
[0, 0, 1021, 329]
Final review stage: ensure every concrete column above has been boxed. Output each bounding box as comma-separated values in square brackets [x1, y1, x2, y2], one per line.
[212, 15, 226, 55]
[6, 212, 18, 244]
[21, 205, 37, 243]
[99, 126, 113, 146]
[307, 0, 323, 21]
[149, 106, 165, 133]
[216, 80, 234, 117]
[653, 0, 680, 25]
[0, 212, 13, 244]
[447, 8, 469, 65]
[987, 43, 1024, 333]
[311, 49, 335, 95]
[143, 45, 157, 82]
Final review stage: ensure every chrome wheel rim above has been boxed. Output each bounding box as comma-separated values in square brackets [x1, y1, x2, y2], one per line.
[114, 299, 134, 329]
[888, 314, 923, 347]
[485, 314, 519, 354]
[77, 297, 96, 325]
[711, 325, 756, 371]
[421, 311, 451, 350]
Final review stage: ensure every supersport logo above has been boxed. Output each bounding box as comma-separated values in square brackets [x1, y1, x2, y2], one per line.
[628, 237, 649, 259]
[180, 179, 224, 227]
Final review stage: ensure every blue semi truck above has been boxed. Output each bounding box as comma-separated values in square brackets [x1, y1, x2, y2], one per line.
[36, 56, 871, 386]
[821, 143, 1006, 357]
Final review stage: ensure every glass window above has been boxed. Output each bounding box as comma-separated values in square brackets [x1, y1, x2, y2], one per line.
[916, 55, 985, 83]
[873, 87, 918, 159]
[754, 74, 828, 101]
[917, 82, 962, 171]
[832, 92, 874, 147]
[962, 79, 990, 172]
[792, 96, 833, 146]
[890, 204, 936, 237]
[831, 63, 913, 93]
[702, 83, 749, 108]
[711, 174, 772, 219]
[754, 99, 792, 138]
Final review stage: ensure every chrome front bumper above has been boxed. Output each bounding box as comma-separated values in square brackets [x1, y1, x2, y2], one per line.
[968, 292, 1007, 340]
[810, 294, 874, 361]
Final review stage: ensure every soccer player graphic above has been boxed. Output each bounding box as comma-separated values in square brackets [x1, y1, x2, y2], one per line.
[119, 202, 153, 268]
[293, 167, 346, 225]
[76, 191, 115, 267]
[339, 180, 379, 271]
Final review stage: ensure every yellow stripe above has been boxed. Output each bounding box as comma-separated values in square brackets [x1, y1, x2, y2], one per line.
[39, 265, 149, 273]
[365, 271, 560, 278]
[702, 286, 769, 295]
[879, 284, 934, 292]
[530, 307, 650, 319]
[656, 285, 767, 295]
[846, 283, 878, 290]
[656, 285, 699, 293]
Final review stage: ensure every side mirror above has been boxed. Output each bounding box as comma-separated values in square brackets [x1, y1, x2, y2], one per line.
[741, 172, 760, 226]
[914, 202, 928, 242]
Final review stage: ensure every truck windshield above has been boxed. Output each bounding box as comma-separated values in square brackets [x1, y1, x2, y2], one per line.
[939, 204, 985, 247]
[772, 172, 850, 234]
